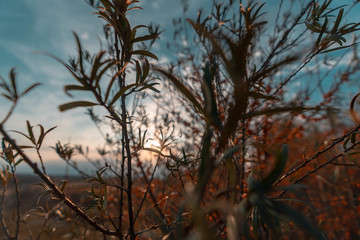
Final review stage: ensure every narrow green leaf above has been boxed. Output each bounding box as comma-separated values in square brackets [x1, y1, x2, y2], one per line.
[320, 44, 354, 54]
[90, 50, 107, 83]
[131, 50, 158, 61]
[142, 59, 150, 83]
[59, 180, 67, 192]
[9, 68, 18, 98]
[104, 62, 128, 102]
[331, 8, 343, 34]
[135, 60, 141, 84]
[316, 17, 328, 47]
[20, 83, 41, 97]
[350, 92, 360, 124]
[306, 22, 321, 33]
[94, 59, 119, 89]
[108, 84, 137, 106]
[1, 93, 13, 101]
[226, 157, 236, 202]
[26, 120, 36, 145]
[59, 101, 98, 112]
[260, 145, 288, 191]
[341, 152, 360, 168]
[38, 126, 57, 149]
[37, 124, 45, 148]
[10, 130, 33, 143]
[64, 85, 89, 96]
[157, 69, 205, 115]
[131, 34, 158, 43]
[127, 6, 142, 11]
[248, 91, 278, 100]
[198, 129, 213, 186]
[99, 0, 114, 11]
[274, 201, 326, 240]
[72, 32, 85, 74]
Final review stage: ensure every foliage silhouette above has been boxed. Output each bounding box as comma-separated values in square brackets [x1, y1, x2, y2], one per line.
[1, 0, 360, 239]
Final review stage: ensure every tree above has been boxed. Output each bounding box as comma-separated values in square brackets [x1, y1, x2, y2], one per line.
[1, 0, 360, 239]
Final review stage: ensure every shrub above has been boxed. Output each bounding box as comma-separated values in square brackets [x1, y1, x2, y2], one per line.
[1, 0, 360, 239]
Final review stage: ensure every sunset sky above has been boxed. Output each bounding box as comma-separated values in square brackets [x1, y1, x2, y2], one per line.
[1, 0, 360, 175]
[0, 0, 198, 174]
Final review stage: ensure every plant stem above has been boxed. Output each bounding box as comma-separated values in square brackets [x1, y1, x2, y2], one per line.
[113, 21, 135, 238]
[0, 124, 117, 236]
[0, 185, 10, 238]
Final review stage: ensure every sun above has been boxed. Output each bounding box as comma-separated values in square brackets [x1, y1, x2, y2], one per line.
[144, 139, 161, 150]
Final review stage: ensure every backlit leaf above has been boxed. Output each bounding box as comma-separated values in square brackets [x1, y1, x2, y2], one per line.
[59, 101, 98, 112]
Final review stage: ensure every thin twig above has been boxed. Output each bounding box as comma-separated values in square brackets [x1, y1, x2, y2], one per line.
[0, 124, 117, 236]
[258, 1, 315, 74]
[0, 184, 11, 238]
[128, 121, 171, 235]
[277, 142, 360, 197]
[275, 124, 360, 185]
[1, 102, 16, 125]
[35, 202, 62, 240]
[135, 222, 171, 237]
[134, 156, 160, 222]
[36, 148, 47, 175]
[10, 165, 20, 239]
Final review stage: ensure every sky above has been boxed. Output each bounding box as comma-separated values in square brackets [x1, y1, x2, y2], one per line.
[0, 0, 212, 175]
[1, 0, 360, 175]
[0, 1, 150, 173]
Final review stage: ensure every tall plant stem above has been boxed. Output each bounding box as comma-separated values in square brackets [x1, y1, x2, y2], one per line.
[114, 31, 136, 239]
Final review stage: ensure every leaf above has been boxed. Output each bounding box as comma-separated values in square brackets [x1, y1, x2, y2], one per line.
[131, 34, 158, 43]
[141, 59, 150, 83]
[226, 157, 236, 202]
[135, 60, 142, 84]
[157, 69, 205, 115]
[131, 50, 158, 61]
[10, 130, 33, 143]
[99, 0, 113, 10]
[341, 152, 360, 168]
[72, 32, 85, 74]
[350, 92, 360, 124]
[202, 61, 221, 128]
[248, 91, 278, 100]
[37, 125, 57, 149]
[58, 101, 98, 112]
[316, 17, 328, 47]
[1, 93, 13, 101]
[331, 8, 343, 34]
[90, 50, 107, 83]
[20, 83, 41, 97]
[306, 22, 321, 33]
[136, 82, 160, 93]
[59, 180, 67, 192]
[274, 201, 326, 240]
[320, 44, 355, 54]
[104, 62, 128, 103]
[64, 85, 89, 96]
[26, 120, 36, 145]
[260, 145, 288, 191]
[108, 84, 137, 106]
[197, 129, 213, 190]
[218, 146, 241, 164]
[9, 68, 18, 98]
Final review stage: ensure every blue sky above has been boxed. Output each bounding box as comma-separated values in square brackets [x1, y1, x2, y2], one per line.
[1, 0, 360, 175]
[0, 0, 210, 174]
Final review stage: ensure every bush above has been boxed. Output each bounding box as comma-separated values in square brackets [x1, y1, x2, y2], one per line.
[1, 0, 360, 239]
